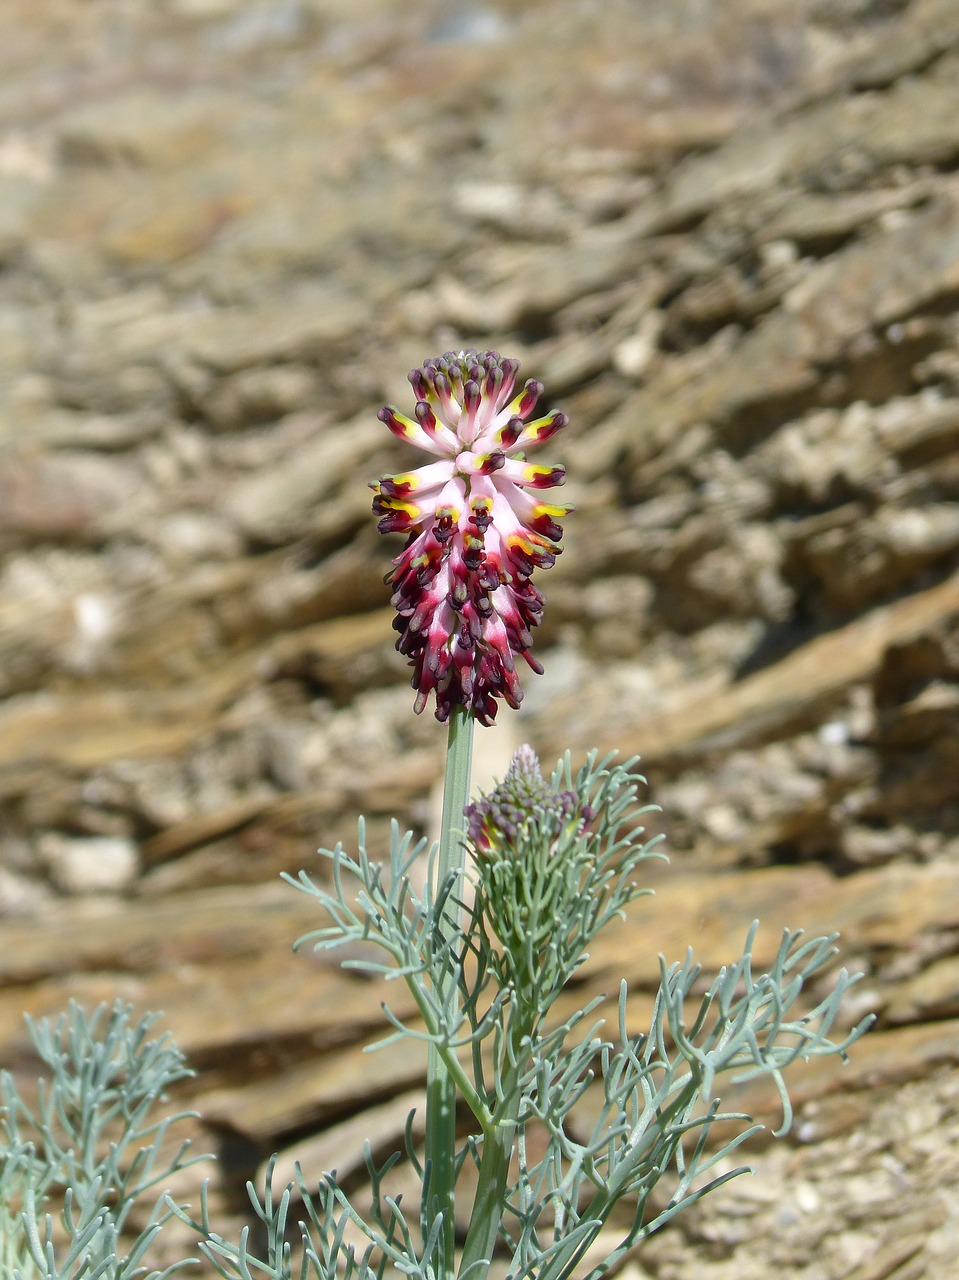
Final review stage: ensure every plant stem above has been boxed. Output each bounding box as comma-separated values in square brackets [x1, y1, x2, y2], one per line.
[458, 1060, 522, 1280]
[425, 702, 474, 1279]
[458, 981, 538, 1280]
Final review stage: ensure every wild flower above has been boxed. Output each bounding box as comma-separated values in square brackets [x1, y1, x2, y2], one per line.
[371, 350, 570, 724]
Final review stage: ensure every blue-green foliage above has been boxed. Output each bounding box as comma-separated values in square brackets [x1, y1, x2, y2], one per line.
[0, 1002, 202, 1280]
[250, 751, 871, 1280]
[4, 754, 872, 1280]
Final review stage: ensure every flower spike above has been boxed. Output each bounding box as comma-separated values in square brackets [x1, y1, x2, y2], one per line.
[372, 350, 570, 724]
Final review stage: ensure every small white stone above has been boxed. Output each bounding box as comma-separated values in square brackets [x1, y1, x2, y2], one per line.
[818, 719, 848, 746]
[702, 803, 746, 843]
[759, 238, 799, 272]
[792, 1180, 821, 1214]
[612, 311, 663, 379]
[38, 834, 139, 895]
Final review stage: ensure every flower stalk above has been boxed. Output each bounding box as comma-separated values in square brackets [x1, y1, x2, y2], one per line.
[425, 702, 474, 1278]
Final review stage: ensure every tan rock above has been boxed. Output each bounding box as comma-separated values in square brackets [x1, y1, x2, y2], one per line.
[220, 414, 384, 542]
[0, 924, 418, 1066]
[201, 1035, 427, 1143]
[0, 451, 144, 543]
[260, 1088, 426, 1190]
[885, 957, 959, 1025]
[57, 91, 236, 169]
[593, 574, 959, 765]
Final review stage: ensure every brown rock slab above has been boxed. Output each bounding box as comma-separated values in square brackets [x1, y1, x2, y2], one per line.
[723, 1020, 959, 1141]
[0, 451, 143, 543]
[605, 574, 959, 765]
[199, 1033, 427, 1143]
[262, 1087, 426, 1190]
[884, 956, 959, 1025]
[0, 881, 322, 985]
[590, 860, 959, 993]
[0, 941, 418, 1073]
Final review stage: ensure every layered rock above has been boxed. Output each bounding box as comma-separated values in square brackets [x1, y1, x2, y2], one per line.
[2, 1, 959, 1276]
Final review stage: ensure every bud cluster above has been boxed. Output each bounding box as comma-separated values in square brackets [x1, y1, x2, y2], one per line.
[465, 744, 586, 856]
[464, 746, 593, 999]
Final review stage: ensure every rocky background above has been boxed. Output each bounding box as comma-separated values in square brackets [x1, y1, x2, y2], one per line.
[2, 0, 959, 1275]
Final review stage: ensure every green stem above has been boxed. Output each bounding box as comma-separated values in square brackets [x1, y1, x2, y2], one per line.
[457, 1066, 521, 1280]
[425, 703, 474, 1279]
[459, 994, 537, 1280]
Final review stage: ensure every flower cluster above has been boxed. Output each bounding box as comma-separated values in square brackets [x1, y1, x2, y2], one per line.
[371, 351, 569, 724]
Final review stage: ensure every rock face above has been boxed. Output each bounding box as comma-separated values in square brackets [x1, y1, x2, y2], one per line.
[2, 1, 959, 1276]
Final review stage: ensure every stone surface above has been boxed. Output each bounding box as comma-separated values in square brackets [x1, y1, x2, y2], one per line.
[2, 1, 959, 1277]
[36, 833, 139, 894]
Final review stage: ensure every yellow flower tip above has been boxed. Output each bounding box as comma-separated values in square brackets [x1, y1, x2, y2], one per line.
[521, 462, 565, 486]
[534, 501, 572, 521]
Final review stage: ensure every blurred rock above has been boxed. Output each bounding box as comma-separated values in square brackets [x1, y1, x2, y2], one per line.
[36, 833, 139, 894]
[57, 91, 235, 169]
[0, 864, 51, 916]
[1, 0, 959, 1274]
